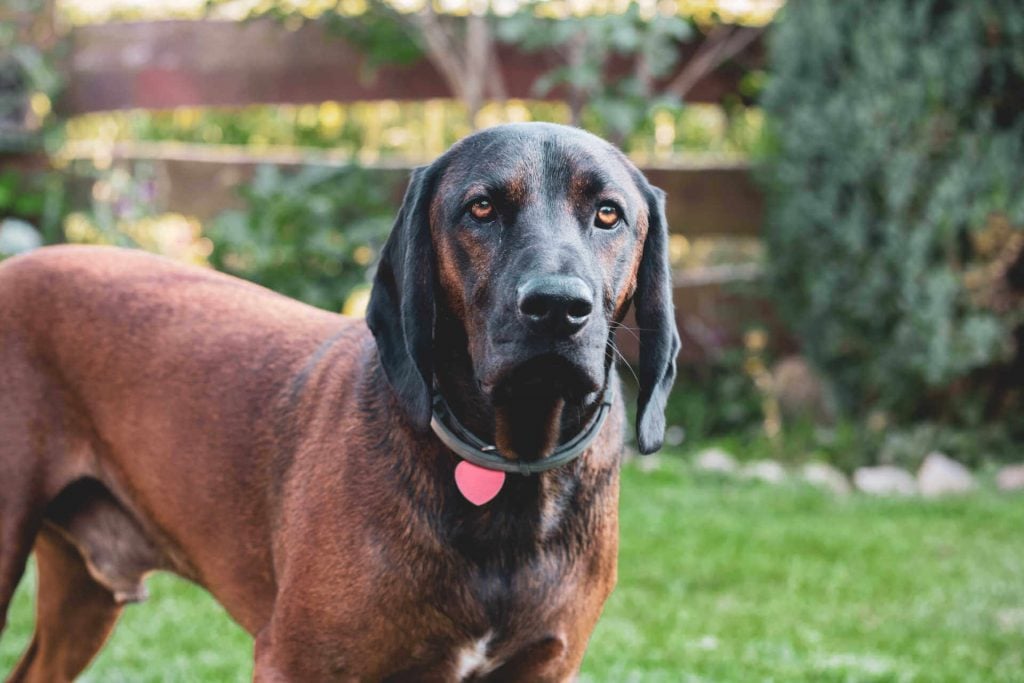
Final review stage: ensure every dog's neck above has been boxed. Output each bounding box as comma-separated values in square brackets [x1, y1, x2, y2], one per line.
[364, 327, 622, 560]
[432, 314, 603, 462]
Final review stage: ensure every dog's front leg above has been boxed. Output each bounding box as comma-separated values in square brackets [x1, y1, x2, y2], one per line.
[253, 617, 366, 683]
[252, 627, 288, 683]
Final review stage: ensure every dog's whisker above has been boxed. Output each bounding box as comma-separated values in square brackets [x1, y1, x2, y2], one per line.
[0, 121, 681, 678]
[608, 342, 640, 385]
[608, 320, 661, 339]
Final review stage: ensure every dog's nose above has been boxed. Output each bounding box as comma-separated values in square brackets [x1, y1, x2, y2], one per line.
[517, 275, 594, 337]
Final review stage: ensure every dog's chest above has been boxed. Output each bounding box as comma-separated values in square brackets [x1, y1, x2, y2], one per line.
[451, 632, 498, 680]
[397, 626, 567, 682]
[418, 557, 585, 679]
[368, 464, 619, 679]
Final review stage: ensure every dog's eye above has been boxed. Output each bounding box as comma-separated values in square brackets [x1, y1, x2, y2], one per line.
[595, 203, 620, 229]
[469, 199, 495, 222]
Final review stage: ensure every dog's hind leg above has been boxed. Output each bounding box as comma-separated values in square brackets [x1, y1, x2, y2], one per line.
[0, 389, 47, 637]
[0, 356, 117, 679]
[0, 415, 49, 636]
[0, 504, 38, 637]
[7, 527, 122, 683]
[0, 348, 100, 676]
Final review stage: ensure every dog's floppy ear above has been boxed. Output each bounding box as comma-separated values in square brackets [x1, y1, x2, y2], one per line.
[634, 183, 681, 454]
[367, 165, 439, 431]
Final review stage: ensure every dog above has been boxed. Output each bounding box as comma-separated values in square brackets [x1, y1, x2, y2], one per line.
[0, 122, 678, 682]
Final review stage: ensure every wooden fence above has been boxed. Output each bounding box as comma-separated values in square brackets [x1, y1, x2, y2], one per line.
[8, 16, 776, 363]
[70, 141, 762, 239]
[64, 18, 762, 114]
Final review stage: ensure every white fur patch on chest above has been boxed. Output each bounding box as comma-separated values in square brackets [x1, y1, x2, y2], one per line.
[453, 632, 498, 680]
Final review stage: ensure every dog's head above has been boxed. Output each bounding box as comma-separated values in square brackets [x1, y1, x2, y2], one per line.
[368, 123, 679, 457]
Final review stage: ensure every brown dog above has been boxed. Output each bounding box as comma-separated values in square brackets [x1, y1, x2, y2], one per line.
[0, 122, 678, 682]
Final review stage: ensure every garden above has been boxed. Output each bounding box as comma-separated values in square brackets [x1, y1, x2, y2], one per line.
[1, 0, 1023, 680]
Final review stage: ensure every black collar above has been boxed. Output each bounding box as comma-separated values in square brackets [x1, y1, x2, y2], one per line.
[429, 385, 614, 476]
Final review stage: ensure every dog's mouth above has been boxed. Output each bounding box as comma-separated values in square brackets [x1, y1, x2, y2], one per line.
[488, 353, 602, 406]
[483, 354, 603, 460]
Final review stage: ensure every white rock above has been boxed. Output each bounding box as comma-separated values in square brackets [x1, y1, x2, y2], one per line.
[694, 448, 738, 474]
[917, 452, 975, 498]
[996, 464, 1024, 492]
[740, 459, 787, 484]
[0, 218, 42, 255]
[800, 462, 851, 495]
[664, 425, 686, 447]
[853, 465, 917, 496]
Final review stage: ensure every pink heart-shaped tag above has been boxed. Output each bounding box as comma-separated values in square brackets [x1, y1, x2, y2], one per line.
[454, 461, 506, 506]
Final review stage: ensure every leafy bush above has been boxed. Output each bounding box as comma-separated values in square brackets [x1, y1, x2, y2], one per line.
[663, 351, 765, 444]
[760, 1, 1024, 426]
[496, 5, 694, 145]
[0, 0, 64, 154]
[207, 164, 396, 312]
[874, 420, 1019, 471]
[0, 170, 66, 256]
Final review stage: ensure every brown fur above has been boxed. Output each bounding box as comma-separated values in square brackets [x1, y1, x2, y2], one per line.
[0, 123, 679, 682]
[0, 246, 623, 681]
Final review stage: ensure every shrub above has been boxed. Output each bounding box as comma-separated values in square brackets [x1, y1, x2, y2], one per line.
[662, 351, 765, 445]
[207, 164, 396, 312]
[0, 170, 66, 254]
[760, 1, 1024, 426]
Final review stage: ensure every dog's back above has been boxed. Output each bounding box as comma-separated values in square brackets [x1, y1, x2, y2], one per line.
[1, 123, 676, 681]
[0, 246, 363, 679]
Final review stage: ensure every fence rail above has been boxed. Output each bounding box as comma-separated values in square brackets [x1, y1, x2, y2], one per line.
[11, 16, 774, 364]
[65, 18, 762, 114]
[64, 141, 762, 237]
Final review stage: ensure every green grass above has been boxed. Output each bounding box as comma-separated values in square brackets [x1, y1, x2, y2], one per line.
[3, 457, 1023, 681]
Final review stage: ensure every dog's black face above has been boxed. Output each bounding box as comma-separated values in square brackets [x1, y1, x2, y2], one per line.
[369, 123, 679, 458]
[430, 127, 640, 406]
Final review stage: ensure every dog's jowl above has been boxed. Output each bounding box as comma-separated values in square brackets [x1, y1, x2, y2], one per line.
[0, 123, 678, 682]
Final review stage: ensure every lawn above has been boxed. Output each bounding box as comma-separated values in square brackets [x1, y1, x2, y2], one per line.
[2, 456, 1023, 682]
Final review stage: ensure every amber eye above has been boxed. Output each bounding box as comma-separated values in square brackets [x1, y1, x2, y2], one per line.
[470, 199, 495, 221]
[595, 203, 620, 228]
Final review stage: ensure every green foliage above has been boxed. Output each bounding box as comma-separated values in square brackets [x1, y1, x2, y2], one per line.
[496, 4, 694, 144]
[0, 169, 59, 225]
[67, 100, 763, 161]
[199, 1, 758, 152]
[663, 351, 763, 443]
[316, 2, 424, 69]
[207, 164, 396, 312]
[875, 420, 1020, 471]
[210, 0, 424, 68]
[760, 1, 1024, 423]
[0, 0, 64, 153]
[0, 170, 66, 256]
[697, 416, 1022, 473]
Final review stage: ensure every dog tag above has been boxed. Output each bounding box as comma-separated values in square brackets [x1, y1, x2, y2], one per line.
[454, 461, 505, 505]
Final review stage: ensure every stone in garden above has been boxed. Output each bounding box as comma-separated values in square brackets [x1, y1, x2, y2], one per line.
[800, 462, 851, 495]
[694, 448, 738, 474]
[0, 218, 42, 255]
[917, 451, 975, 498]
[996, 464, 1024, 492]
[853, 465, 917, 496]
[741, 459, 787, 484]
[664, 425, 686, 447]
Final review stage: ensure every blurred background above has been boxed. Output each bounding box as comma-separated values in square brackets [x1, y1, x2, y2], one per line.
[1, 1, 1023, 680]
